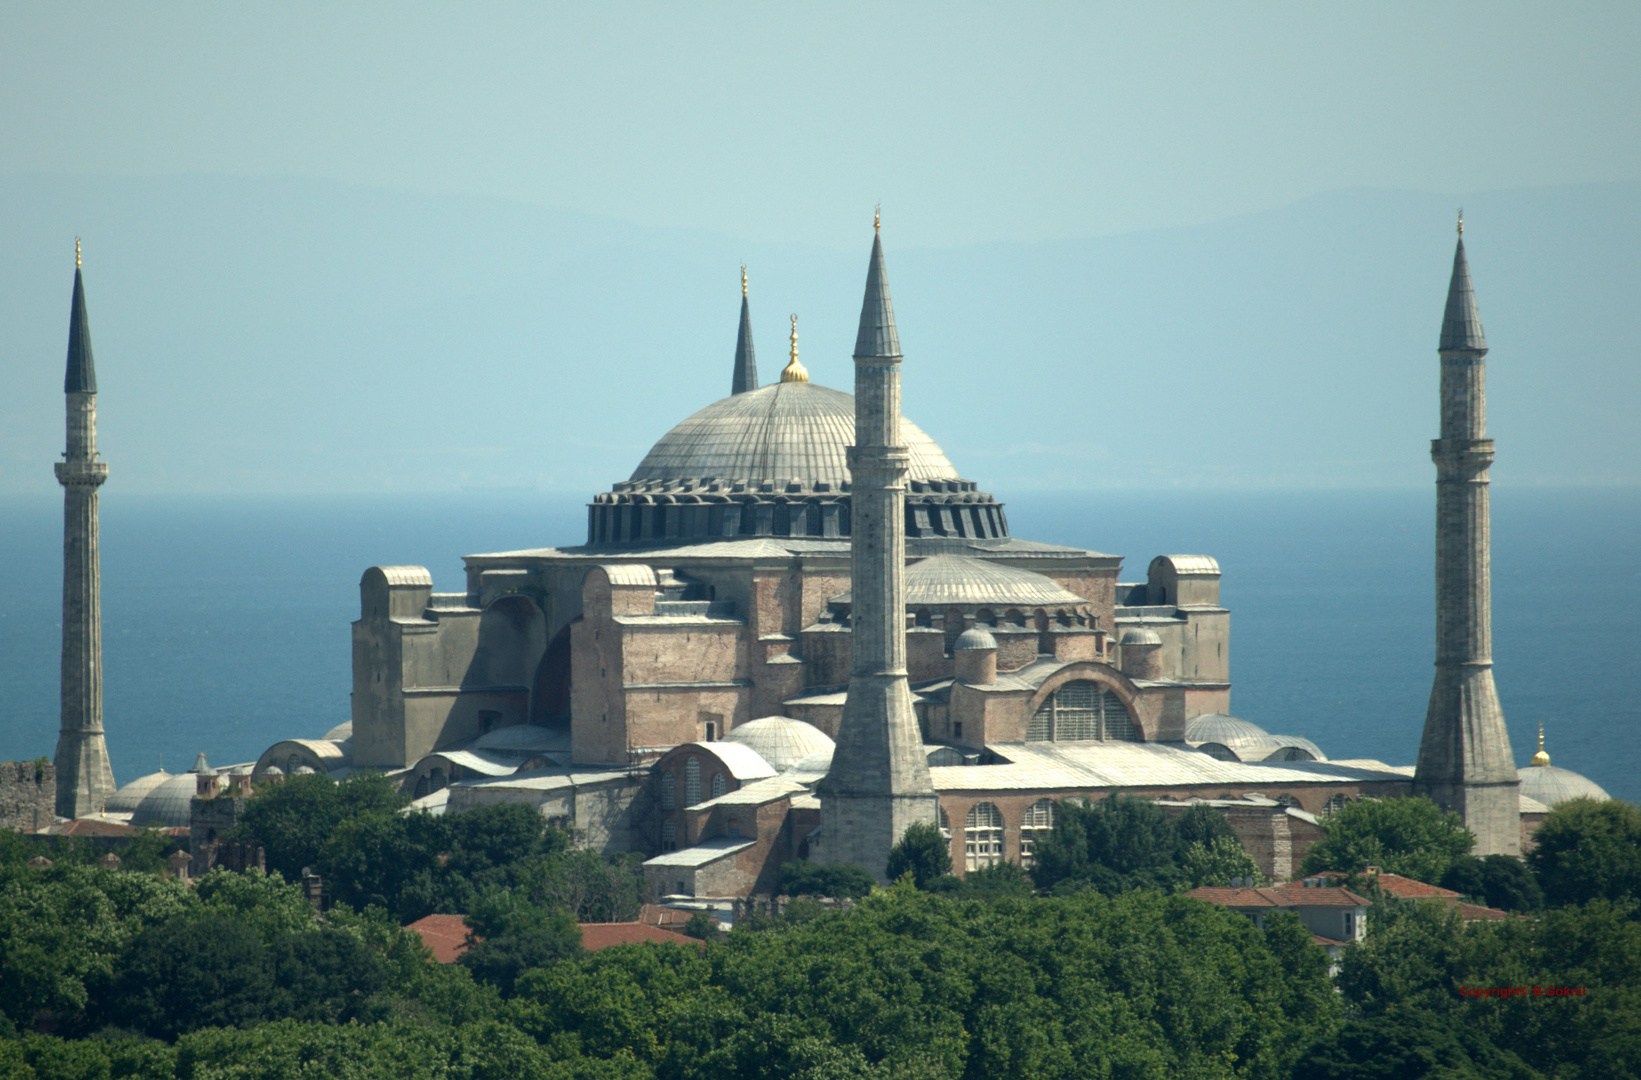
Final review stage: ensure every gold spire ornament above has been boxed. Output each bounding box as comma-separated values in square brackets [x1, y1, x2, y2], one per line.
[874, 204, 881, 233]
[741, 264, 748, 297]
[75, 237, 82, 269]
[1457, 209, 1464, 236]
[1532, 720, 1550, 767]
[780, 313, 808, 383]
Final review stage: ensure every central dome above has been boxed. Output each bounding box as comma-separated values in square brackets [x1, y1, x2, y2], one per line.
[629, 381, 959, 488]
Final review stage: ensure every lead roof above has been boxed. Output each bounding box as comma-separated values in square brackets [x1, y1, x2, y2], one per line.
[732, 293, 758, 395]
[64, 267, 97, 394]
[1439, 237, 1487, 352]
[853, 231, 901, 359]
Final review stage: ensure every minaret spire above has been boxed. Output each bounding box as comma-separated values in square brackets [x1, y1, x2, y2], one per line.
[731, 265, 759, 395]
[54, 241, 115, 818]
[1414, 223, 1520, 855]
[818, 213, 938, 882]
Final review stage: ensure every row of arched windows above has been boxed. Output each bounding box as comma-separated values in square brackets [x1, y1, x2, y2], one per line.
[948, 799, 1060, 871]
[659, 757, 729, 812]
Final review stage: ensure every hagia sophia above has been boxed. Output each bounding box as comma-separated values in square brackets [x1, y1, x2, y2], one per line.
[38, 217, 1613, 899]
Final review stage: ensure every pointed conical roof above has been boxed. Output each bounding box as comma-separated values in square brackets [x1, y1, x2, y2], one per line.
[1438, 236, 1487, 353]
[852, 231, 901, 359]
[732, 278, 759, 394]
[64, 266, 97, 394]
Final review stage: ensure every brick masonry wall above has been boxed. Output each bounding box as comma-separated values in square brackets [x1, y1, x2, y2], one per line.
[0, 761, 55, 832]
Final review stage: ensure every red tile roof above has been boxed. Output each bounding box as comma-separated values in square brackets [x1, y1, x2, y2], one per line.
[579, 922, 700, 951]
[405, 914, 474, 964]
[638, 903, 694, 929]
[1188, 883, 1369, 910]
[1458, 903, 1511, 921]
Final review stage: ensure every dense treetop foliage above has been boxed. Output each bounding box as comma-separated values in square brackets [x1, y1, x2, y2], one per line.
[1298, 796, 1475, 884]
[3, 785, 1638, 1079]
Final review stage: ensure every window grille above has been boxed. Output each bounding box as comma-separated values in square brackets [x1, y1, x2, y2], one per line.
[711, 773, 726, 799]
[1019, 799, 1057, 865]
[964, 802, 1004, 871]
[685, 757, 702, 806]
[660, 772, 676, 810]
[1027, 680, 1137, 742]
[661, 820, 676, 851]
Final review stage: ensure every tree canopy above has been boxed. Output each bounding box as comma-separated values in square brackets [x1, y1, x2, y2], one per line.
[1298, 796, 1474, 884]
[1524, 797, 1641, 909]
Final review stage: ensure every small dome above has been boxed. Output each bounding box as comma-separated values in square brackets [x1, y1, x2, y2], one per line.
[1184, 713, 1270, 747]
[1518, 764, 1610, 807]
[322, 721, 353, 742]
[293, 765, 316, 775]
[954, 627, 998, 651]
[1120, 628, 1162, 646]
[105, 771, 173, 814]
[130, 773, 201, 829]
[263, 766, 284, 778]
[725, 716, 835, 772]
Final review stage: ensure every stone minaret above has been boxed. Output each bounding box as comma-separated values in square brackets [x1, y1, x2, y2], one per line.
[1413, 218, 1519, 856]
[818, 216, 938, 880]
[731, 265, 758, 395]
[53, 241, 115, 819]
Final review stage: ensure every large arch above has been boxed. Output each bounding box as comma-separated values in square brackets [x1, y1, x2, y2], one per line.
[1022, 662, 1148, 741]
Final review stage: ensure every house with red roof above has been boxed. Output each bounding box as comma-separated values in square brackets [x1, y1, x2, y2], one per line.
[1187, 879, 1369, 964]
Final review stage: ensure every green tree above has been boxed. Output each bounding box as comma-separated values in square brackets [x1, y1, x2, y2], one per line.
[459, 892, 582, 996]
[775, 861, 876, 900]
[1299, 796, 1474, 884]
[1439, 854, 1543, 913]
[1292, 1006, 1540, 1080]
[227, 772, 407, 882]
[318, 809, 449, 920]
[883, 822, 951, 889]
[1182, 835, 1265, 888]
[517, 850, 646, 923]
[1525, 797, 1641, 909]
[1030, 795, 1189, 894]
[101, 911, 275, 1039]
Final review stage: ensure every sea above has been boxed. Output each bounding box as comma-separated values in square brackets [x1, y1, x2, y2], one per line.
[0, 488, 1635, 803]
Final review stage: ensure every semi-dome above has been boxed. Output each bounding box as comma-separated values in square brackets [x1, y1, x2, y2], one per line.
[587, 382, 1008, 546]
[1519, 763, 1610, 807]
[631, 382, 957, 488]
[725, 716, 834, 772]
[1184, 713, 1270, 746]
[105, 770, 173, 814]
[1120, 628, 1162, 646]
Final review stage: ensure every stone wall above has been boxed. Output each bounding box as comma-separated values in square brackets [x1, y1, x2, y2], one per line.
[0, 761, 55, 832]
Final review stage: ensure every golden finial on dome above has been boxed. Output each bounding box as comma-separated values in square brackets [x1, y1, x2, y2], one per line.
[874, 204, 881, 233]
[75, 236, 82, 269]
[1457, 208, 1464, 236]
[741, 264, 748, 297]
[780, 313, 808, 383]
[1532, 719, 1550, 767]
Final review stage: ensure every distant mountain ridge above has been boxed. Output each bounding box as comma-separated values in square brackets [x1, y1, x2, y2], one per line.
[1, 175, 1635, 496]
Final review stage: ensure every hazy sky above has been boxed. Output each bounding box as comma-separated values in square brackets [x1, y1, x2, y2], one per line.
[3, 2, 1637, 247]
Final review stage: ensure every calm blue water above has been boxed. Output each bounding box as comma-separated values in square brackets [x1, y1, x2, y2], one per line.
[1, 489, 1635, 802]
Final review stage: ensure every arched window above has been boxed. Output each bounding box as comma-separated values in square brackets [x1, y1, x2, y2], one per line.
[711, 773, 726, 799]
[964, 803, 1004, 871]
[1020, 799, 1057, 866]
[660, 771, 676, 810]
[1324, 794, 1350, 818]
[685, 757, 702, 806]
[429, 767, 447, 793]
[938, 807, 952, 840]
[1027, 680, 1138, 742]
[661, 820, 676, 851]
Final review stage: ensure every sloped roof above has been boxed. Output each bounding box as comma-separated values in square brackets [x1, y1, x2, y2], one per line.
[405, 914, 472, 963]
[580, 922, 700, 951]
[1439, 236, 1487, 352]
